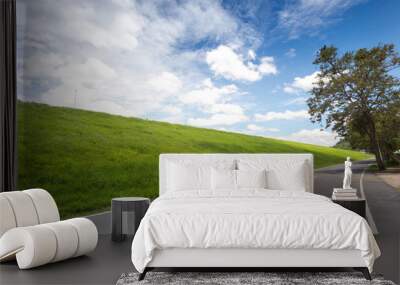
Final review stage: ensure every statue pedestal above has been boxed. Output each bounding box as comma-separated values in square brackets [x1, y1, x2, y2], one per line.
[334, 188, 357, 192]
[332, 188, 359, 200]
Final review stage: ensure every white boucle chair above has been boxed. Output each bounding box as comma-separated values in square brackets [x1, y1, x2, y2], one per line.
[0, 189, 98, 269]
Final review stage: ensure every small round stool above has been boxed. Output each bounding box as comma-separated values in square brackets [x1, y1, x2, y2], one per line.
[111, 197, 150, 242]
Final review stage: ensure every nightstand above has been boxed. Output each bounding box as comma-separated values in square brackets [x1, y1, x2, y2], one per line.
[332, 198, 366, 218]
[111, 197, 150, 242]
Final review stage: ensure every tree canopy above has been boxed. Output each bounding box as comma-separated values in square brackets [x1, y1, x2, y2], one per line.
[308, 44, 400, 170]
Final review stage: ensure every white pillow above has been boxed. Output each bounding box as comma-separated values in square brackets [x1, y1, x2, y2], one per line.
[238, 159, 307, 191]
[211, 168, 236, 191]
[273, 162, 307, 191]
[236, 169, 267, 189]
[166, 162, 212, 192]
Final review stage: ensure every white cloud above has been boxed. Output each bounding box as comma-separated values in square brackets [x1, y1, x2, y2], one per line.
[182, 79, 248, 127]
[17, 0, 259, 121]
[265, 127, 280, 132]
[208, 103, 244, 115]
[54, 5, 144, 51]
[284, 97, 308, 106]
[159, 105, 184, 124]
[281, 129, 339, 146]
[247, 124, 263, 131]
[282, 86, 297, 94]
[188, 112, 248, 127]
[248, 49, 256, 60]
[255, 110, 309, 121]
[111, 0, 134, 9]
[246, 124, 279, 132]
[283, 71, 320, 94]
[206, 45, 277, 82]
[257, 56, 278, 75]
[180, 79, 238, 106]
[162, 105, 182, 116]
[278, 0, 364, 39]
[34, 56, 180, 116]
[147, 72, 183, 95]
[285, 48, 296, 58]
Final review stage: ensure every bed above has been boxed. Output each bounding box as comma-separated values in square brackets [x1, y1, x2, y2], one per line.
[131, 154, 380, 280]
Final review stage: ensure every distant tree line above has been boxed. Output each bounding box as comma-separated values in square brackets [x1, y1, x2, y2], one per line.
[308, 44, 400, 170]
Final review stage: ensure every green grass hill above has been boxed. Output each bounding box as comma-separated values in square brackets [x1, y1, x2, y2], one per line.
[17, 102, 370, 218]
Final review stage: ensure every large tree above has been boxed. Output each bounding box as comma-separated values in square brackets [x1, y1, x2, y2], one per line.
[308, 44, 400, 170]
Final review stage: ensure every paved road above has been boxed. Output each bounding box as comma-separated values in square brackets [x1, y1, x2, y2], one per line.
[315, 160, 400, 284]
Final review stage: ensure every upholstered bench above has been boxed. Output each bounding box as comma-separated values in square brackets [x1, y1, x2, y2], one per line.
[0, 189, 98, 269]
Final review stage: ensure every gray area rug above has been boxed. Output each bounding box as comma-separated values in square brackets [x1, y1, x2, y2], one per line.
[116, 272, 396, 285]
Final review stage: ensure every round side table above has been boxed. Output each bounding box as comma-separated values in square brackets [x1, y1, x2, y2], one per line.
[111, 197, 150, 242]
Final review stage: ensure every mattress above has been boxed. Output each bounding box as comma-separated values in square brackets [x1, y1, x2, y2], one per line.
[131, 190, 380, 273]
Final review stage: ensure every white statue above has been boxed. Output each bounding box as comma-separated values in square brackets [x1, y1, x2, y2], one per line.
[343, 157, 352, 189]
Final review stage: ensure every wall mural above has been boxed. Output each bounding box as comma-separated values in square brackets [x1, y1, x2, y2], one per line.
[16, 0, 397, 217]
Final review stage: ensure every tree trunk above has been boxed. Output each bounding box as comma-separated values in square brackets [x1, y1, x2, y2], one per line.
[373, 146, 386, 170]
[367, 120, 386, 170]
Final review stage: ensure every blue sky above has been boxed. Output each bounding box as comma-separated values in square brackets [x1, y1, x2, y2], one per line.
[17, 0, 400, 146]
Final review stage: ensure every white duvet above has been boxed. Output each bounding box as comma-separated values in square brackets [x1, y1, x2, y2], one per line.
[131, 190, 380, 273]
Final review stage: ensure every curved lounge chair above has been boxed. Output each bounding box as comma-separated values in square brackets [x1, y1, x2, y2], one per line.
[0, 189, 98, 269]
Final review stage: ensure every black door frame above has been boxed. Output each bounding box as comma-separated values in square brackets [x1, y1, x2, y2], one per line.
[0, 0, 17, 192]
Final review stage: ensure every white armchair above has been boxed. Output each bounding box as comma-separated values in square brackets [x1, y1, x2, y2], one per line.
[0, 189, 98, 269]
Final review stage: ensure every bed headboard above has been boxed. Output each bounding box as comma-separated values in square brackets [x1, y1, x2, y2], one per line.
[159, 153, 314, 195]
